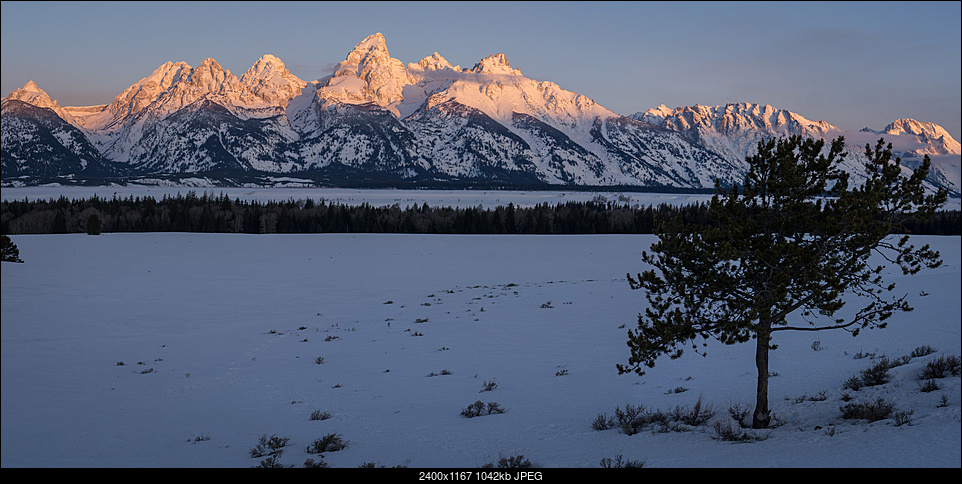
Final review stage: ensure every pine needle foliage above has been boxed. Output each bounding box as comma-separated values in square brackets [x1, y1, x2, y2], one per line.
[1, 235, 24, 263]
[619, 136, 947, 429]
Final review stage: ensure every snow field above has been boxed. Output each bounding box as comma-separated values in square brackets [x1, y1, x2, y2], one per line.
[1, 232, 959, 468]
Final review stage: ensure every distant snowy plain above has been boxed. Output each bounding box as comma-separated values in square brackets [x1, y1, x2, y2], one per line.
[3, 186, 959, 211]
[1, 188, 959, 468]
[0, 186, 723, 210]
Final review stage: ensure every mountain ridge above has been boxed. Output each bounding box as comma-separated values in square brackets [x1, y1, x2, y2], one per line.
[632, 103, 960, 194]
[2, 33, 958, 196]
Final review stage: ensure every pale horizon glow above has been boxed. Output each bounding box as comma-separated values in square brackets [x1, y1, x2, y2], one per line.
[1, 1, 959, 140]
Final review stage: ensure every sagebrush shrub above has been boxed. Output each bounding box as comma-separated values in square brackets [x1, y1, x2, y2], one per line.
[613, 404, 647, 435]
[843, 375, 863, 391]
[910, 345, 936, 358]
[461, 400, 505, 418]
[480, 379, 498, 392]
[727, 403, 750, 427]
[711, 421, 768, 442]
[919, 355, 961, 380]
[254, 454, 287, 468]
[840, 398, 893, 422]
[310, 410, 332, 421]
[918, 379, 940, 392]
[893, 410, 914, 426]
[250, 434, 290, 458]
[591, 412, 615, 431]
[303, 457, 328, 468]
[305, 433, 346, 454]
[358, 461, 408, 468]
[859, 358, 892, 386]
[843, 356, 903, 391]
[599, 454, 645, 468]
[607, 396, 717, 435]
[674, 396, 715, 426]
[482, 453, 531, 468]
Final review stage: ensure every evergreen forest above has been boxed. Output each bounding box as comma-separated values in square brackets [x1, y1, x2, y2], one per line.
[2, 192, 959, 236]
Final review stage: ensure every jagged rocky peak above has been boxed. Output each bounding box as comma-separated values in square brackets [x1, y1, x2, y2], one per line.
[883, 118, 958, 143]
[244, 53, 286, 75]
[866, 118, 961, 155]
[9, 80, 43, 96]
[4, 80, 87, 126]
[638, 102, 838, 136]
[139, 61, 193, 92]
[5, 80, 60, 109]
[720, 103, 837, 133]
[239, 54, 307, 107]
[106, 61, 191, 118]
[104, 57, 256, 123]
[181, 58, 247, 99]
[880, 118, 938, 135]
[411, 52, 461, 72]
[155, 58, 243, 108]
[640, 104, 674, 124]
[320, 32, 410, 109]
[333, 32, 402, 77]
[470, 53, 521, 76]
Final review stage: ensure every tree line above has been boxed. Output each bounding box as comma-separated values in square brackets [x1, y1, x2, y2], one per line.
[1, 191, 959, 236]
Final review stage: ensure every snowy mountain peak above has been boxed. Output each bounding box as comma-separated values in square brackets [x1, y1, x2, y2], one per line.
[20, 80, 45, 94]
[191, 58, 246, 95]
[142, 61, 193, 90]
[866, 118, 961, 155]
[5, 80, 60, 110]
[411, 52, 461, 73]
[334, 32, 398, 77]
[319, 32, 410, 111]
[3, 80, 86, 127]
[105, 61, 192, 120]
[148, 58, 243, 108]
[634, 102, 839, 144]
[628, 102, 847, 182]
[239, 54, 307, 107]
[355, 32, 389, 53]
[883, 118, 939, 136]
[99, 53, 308, 127]
[470, 53, 521, 76]
[641, 104, 674, 124]
[246, 53, 285, 72]
[630, 103, 959, 195]
[3, 33, 958, 197]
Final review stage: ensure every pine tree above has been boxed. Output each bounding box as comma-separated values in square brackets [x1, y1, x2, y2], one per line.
[618, 136, 947, 429]
[52, 210, 68, 234]
[1, 235, 24, 263]
[86, 213, 102, 235]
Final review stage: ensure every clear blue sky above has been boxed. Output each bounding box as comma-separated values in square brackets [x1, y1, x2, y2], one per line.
[2, 1, 959, 139]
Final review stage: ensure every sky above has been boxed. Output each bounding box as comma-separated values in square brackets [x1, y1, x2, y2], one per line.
[2, 1, 959, 140]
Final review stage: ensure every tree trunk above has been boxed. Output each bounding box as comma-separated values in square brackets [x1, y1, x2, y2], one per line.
[752, 323, 772, 429]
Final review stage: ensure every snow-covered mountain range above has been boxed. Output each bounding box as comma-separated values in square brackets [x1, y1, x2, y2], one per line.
[632, 104, 960, 195]
[2, 33, 959, 195]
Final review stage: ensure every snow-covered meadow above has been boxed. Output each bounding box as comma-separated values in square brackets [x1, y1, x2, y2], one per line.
[1, 189, 960, 468]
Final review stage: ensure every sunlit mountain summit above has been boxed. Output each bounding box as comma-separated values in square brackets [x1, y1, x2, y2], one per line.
[2, 33, 958, 195]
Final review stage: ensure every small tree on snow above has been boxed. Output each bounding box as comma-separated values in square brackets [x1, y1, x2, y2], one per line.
[618, 136, 947, 429]
[2, 235, 24, 263]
